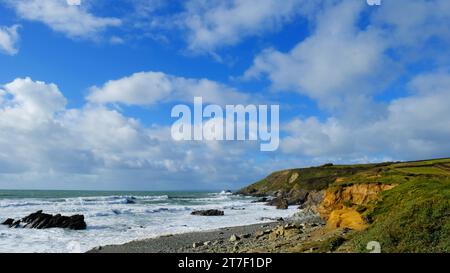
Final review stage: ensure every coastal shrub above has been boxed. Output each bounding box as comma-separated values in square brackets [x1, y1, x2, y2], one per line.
[328, 236, 346, 251]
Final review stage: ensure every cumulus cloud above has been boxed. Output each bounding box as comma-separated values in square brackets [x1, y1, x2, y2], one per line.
[281, 72, 450, 161]
[244, 0, 397, 109]
[245, 0, 450, 108]
[1, 1, 449, 189]
[372, 0, 450, 48]
[0, 25, 20, 55]
[177, 0, 307, 52]
[5, 0, 121, 39]
[0, 77, 267, 189]
[87, 71, 250, 106]
[241, 0, 450, 162]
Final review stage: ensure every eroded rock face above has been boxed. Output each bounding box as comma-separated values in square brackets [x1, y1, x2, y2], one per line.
[318, 184, 396, 218]
[289, 172, 299, 184]
[191, 209, 224, 216]
[327, 208, 367, 230]
[317, 183, 396, 230]
[2, 210, 87, 230]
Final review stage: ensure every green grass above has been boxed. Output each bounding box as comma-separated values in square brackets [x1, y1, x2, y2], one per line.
[352, 176, 450, 253]
[392, 158, 450, 168]
[239, 158, 450, 196]
[238, 164, 386, 195]
[238, 158, 450, 253]
[397, 166, 449, 175]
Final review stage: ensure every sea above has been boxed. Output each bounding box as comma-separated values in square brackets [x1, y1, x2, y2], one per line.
[0, 190, 297, 253]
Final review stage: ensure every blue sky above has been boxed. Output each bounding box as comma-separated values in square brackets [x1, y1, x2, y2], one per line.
[0, 0, 449, 191]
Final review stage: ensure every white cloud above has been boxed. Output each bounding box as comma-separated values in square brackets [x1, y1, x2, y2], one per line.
[2, 77, 67, 119]
[178, 0, 307, 52]
[282, 117, 351, 158]
[0, 77, 266, 189]
[87, 71, 250, 106]
[6, 0, 121, 39]
[245, 0, 450, 108]
[242, 0, 450, 161]
[281, 72, 450, 161]
[372, 0, 450, 48]
[244, 0, 397, 109]
[0, 25, 20, 55]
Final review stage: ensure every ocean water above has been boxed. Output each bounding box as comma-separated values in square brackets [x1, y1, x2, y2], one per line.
[0, 190, 297, 253]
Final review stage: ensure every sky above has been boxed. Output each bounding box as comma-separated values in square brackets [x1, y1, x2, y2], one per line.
[0, 0, 449, 191]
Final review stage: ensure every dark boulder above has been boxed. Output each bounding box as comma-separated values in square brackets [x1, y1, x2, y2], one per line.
[285, 189, 309, 205]
[276, 199, 289, 210]
[191, 209, 224, 216]
[2, 218, 14, 227]
[10, 220, 21, 228]
[251, 197, 268, 203]
[4, 211, 86, 230]
[267, 197, 289, 209]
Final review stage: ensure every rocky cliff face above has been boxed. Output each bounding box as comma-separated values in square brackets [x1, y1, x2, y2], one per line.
[237, 158, 450, 252]
[317, 184, 395, 230]
[237, 163, 400, 230]
[318, 184, 396, 217]
[237, 163, 381, 204]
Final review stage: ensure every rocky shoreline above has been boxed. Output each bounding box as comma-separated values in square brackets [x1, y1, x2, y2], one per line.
[87, 209, 346, 253]
[2, 210, 87, 230]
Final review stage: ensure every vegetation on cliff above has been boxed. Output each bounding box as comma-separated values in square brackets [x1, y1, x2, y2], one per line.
[238, 158, 450, 253]
[352, 175, 450, 252]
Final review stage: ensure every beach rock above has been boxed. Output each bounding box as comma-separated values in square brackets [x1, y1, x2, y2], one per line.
[255, 230, 268, 238]
[229, 234, 240, 242]
[266, 198, 289, 209]
[286, 188, 309, 205]
[251, 197, 268, 203]
[2, 218, 14, 227]
[233, 244, 239, 252]
[276, 199, 289, 209]
[11, 220, 21, 228]
[5, 211, 86, 230]
[191, 209, 224, 216]
[255, 231, 264, 238]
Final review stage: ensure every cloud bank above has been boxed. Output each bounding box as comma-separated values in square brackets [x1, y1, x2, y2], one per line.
[0, 77, 267, 190]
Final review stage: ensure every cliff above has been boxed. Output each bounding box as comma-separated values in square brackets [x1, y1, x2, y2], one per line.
[238, 158, 450, 252]
[318, 183, 396, 230]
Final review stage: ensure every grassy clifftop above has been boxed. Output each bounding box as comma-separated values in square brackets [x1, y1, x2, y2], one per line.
[238, 158, 450, 196]
[238, 158, 450, 252]
[352, 174, 450, 252]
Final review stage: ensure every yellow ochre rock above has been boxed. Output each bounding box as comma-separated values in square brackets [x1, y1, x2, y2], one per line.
[318, 183, 396, 230]
[318, 183, 395, 218]
[327, 208, 367, 230]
